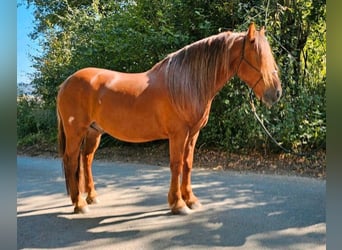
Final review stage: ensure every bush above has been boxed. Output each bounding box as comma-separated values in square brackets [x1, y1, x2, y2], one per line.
[199, 74, 326, 153]
[17, 95, 38, 142]
[17, 94, 56, 146]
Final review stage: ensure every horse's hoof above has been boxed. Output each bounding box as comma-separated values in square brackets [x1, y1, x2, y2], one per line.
[189, 201, 202, 210]
[86, 197, 100, 205]
[74, 206, 90, 214]
[171, 206, 193, 215]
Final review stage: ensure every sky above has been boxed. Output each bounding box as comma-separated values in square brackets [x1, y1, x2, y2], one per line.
[17, 2, 40, 85]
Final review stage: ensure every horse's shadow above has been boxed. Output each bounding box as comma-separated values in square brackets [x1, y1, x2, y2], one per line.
[17, 208, 170, 249]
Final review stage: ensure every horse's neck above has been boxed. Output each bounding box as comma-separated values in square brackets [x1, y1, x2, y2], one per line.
[213, 70, 235, 94]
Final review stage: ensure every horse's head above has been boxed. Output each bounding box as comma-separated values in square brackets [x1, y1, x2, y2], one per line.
[236, 23, 282, 107]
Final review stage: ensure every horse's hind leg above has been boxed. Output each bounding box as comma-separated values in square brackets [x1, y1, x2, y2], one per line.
[82, 128, 102, 205]
[62, 128, 89, 213]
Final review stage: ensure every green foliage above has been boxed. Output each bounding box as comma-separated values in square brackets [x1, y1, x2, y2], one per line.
[17, 95, 38, 141]
[17, 94, 56, 146]
[19, 0, 326, 153]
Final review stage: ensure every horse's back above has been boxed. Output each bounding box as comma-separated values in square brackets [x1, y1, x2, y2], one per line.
[59, 67, 116, 92]
[58, 67, 136, 109]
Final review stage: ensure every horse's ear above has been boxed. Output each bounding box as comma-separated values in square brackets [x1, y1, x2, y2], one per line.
[260, 26, 266, 36]
[247, 22, 256, 43]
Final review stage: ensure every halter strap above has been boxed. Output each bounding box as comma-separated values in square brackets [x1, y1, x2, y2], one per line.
[235, 36, 263, 90]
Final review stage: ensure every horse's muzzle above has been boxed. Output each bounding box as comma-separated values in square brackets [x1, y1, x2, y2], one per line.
[262, 86, 282, 108]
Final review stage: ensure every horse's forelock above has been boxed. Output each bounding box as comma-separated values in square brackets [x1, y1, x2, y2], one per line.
[254, 33, 278, 88]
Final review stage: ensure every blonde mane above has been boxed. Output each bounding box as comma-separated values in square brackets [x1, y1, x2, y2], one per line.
[159, 32, 242, 119]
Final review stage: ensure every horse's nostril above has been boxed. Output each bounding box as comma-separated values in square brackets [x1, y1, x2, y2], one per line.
[276, 90, 281, 99]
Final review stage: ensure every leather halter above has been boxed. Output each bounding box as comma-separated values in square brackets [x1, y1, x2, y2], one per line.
[235, 36, 263, 90]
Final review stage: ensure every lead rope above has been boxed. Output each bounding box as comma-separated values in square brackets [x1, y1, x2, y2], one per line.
[249, 90, 293, 154]
[249, 89, 325, 157]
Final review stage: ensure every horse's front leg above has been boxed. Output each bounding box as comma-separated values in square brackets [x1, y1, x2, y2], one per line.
[168, 133, 192, 215]
[181, 132, 202, 210]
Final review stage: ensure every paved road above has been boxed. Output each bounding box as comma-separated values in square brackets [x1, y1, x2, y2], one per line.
[17, 156, 325, 249]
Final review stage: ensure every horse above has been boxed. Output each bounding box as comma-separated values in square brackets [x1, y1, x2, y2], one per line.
[57, 23, 282, 215]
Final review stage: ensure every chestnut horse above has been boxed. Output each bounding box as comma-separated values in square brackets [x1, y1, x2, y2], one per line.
[57, 23, 282, 215]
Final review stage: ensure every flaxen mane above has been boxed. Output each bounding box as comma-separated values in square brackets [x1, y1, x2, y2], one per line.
[161, 31, 242, 119]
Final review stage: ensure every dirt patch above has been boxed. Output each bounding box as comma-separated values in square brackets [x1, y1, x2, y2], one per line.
[17, 140, 326, 179]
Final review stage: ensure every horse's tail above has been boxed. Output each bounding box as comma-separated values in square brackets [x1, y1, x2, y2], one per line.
[57, 105, 70, 194]
[57, 108, 66, 157]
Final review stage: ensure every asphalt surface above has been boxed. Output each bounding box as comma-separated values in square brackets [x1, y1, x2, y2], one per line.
[17, 156, 325, 249]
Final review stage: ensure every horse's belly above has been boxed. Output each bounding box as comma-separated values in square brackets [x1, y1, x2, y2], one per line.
[96, 109, 168, 143]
